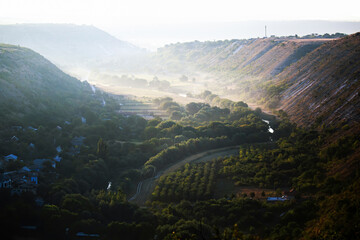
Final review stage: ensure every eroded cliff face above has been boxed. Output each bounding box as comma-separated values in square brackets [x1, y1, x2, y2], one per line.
[153, 37, 329, 102]
[277, 33, 360, 127]
[155, 38, 325, 80]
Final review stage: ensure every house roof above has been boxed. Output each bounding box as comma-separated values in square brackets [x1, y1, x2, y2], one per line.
[21, 166, 31, 172]
[56, 146, 62, 153]
[28, 126, 38, 131]
[267, 197, 288, 202]
[53, 155, 62, 162]
[11, 136, 19, 141]
[4, 154, 18, 160]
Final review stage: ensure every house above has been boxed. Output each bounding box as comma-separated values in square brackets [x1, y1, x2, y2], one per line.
[56, 146, 62, 153]
[76, 232, 100, 239]
[0, 169, 39, 195]
[28, 126, 38, 131]
[267, 196, 289, 202]
[30, 173, 38, 184]
[54, 155, 62, 162]
[21, 166, 32, 172]
[11, 135, 19, 141]
[4, 154, 18, 161]
[0, 175, 12, 188]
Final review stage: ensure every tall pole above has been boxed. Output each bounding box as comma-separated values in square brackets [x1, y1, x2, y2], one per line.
[265, 25, 267, 38]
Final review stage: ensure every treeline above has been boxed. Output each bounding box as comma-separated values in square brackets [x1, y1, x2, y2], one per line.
[91, 73, 172, 90]
[152, 92, 253, 123]
[152, 161, 217, 202]
[301, 32, 346, 39]
[196, 90, 248, 110]
[145, 136, 230, 169]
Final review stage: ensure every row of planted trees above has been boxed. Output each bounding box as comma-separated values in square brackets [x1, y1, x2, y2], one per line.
[145, 136, 231, 169]
[152, 161, 218, 202]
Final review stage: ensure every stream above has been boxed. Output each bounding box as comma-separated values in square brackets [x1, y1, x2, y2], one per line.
[262, 119, 274, 133]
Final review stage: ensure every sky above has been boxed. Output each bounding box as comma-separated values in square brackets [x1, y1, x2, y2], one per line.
[1, 0, 360, 49]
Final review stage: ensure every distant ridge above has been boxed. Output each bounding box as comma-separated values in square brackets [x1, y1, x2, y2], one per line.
[0, 24, 145, 68]
[0, 43, 94, 126]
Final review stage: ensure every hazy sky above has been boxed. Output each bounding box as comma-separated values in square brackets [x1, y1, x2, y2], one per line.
[1, 0, 360, 49]
[2, 0, 360, 24]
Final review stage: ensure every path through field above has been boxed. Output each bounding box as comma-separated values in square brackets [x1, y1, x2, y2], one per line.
[129, 145, 240, 205]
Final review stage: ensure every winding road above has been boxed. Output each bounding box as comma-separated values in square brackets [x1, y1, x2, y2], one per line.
[128, 145, 240, 205]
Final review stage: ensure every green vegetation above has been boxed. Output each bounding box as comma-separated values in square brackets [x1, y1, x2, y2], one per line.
[1, 39, 359, 240]
[152, 161, 218, 202]
[148, 125, 360, 239]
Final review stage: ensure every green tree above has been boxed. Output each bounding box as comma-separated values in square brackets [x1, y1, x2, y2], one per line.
[97, 138, 108, 158]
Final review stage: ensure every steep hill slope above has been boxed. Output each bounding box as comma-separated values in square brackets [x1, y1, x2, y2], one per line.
[157, 38, 326, 77]
[275, 33, 360, 127]
[152, 38, 330, 98]
[0, 24, 144, 68]
[151, 35, 360, 129]
[0, 44, 97, 126]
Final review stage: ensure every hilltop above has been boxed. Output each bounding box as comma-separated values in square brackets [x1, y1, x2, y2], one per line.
[0, 24, 145, 68]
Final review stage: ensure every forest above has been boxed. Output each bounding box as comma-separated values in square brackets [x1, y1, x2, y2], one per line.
[1, 85, 358, 239]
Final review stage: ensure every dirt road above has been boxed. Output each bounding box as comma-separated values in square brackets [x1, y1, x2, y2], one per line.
[129, 145, 240, 205]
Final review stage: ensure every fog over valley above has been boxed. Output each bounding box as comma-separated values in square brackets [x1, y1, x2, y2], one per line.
[0, 1, 359, 239]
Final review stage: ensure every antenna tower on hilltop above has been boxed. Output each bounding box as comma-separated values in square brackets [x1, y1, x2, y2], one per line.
[265, 25, 267, 38]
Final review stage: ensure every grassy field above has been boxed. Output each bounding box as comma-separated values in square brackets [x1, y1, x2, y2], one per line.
[91, 81, 205, 105]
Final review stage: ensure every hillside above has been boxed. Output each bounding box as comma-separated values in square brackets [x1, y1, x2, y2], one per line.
[151, 35, 360, 129]
[273, 33, 360, 127]
[152, 38, 330, 99]
[0, 44, 101, 126]
[0, 24, 145, 68]
[156, 38, 325, 76]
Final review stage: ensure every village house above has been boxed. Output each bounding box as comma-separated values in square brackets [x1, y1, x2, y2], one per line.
[0, 174, 12, 188]
[0, 168, 39, 195]
[10, 135, 19, 141]
[4, 154, 18, 161]
[267, 196, 289, 202]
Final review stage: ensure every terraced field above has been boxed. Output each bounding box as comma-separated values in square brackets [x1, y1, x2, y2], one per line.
[118, 100, 168, 119]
